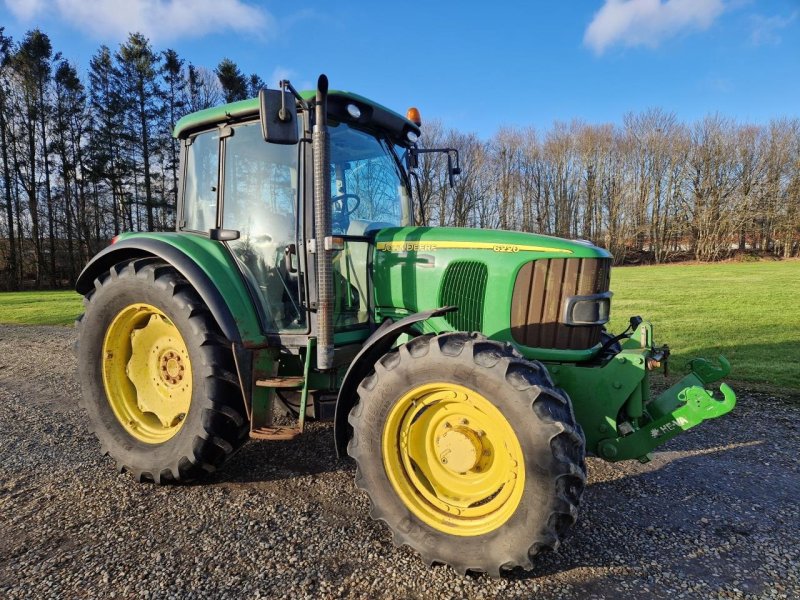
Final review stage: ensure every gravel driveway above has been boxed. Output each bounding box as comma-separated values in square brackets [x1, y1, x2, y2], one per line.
[0, 324, 798, 599]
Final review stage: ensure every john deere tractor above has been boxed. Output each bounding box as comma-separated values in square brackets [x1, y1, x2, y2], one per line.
[76, 75, 736, 575]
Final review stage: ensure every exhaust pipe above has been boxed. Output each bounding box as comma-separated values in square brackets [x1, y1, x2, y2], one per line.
[313, 74, 334, 370]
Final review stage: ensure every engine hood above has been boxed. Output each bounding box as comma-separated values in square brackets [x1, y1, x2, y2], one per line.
[371, 226, 613, 361]
[373, 226, 611, 260]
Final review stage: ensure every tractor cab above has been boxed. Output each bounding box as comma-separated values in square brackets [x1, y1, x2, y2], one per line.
[173, 86, 417, 339]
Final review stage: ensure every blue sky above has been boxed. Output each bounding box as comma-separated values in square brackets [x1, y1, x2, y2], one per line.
[1, 0, 798, 138]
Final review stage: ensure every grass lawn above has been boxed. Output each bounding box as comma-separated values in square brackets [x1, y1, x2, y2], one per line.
[608, 260, 800, 393]
[0, 290, 83, 326]
[1, 260, 798, 392]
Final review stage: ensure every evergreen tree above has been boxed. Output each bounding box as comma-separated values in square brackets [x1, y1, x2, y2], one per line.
[10, 29, 53, 285]
[0, 28, 17, 289]
[247, 73, 266, 97]
[160, 49, 186, 213]
[215, 58, 247, 103]
[88, 45, 126, 235]
[53, 59, 87, 280]
[116, 32, 162, 231]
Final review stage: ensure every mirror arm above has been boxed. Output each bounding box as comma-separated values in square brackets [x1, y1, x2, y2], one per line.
[279, 79, 310, 110]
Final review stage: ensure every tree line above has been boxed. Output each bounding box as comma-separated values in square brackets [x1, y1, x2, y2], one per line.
[416, 112, 800, 264]
[1, 27, 798, 290]
[0, 28, 263, 289]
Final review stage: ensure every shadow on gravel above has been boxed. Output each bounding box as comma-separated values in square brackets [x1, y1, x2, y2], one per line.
[201, 422, 353, 485]
[499, 431, 796, 584]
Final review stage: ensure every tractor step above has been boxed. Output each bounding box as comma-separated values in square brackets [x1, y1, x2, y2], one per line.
[249, 426, 302, 441]
[255, 376, 304, 389]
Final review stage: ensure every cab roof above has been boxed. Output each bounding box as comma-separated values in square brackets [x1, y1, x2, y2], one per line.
[173, 89, 418, 140]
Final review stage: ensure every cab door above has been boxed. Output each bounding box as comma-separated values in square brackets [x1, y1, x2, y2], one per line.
[220, 120, 305, 333]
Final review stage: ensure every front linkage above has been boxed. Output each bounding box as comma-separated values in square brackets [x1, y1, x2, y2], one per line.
[548, 319, 736, 463]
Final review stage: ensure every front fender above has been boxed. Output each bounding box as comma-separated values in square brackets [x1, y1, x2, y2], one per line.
[76, 232, 264, 346]
[333, 306, 456, 458]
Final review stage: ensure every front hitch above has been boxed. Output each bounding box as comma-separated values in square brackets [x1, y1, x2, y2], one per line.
[597, 354, 737, 462]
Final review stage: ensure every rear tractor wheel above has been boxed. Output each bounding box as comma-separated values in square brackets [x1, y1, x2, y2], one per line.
[348, 332, 586, 576]
[77, 259, 248, 483]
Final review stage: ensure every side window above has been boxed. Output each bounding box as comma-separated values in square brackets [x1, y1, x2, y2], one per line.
[183, 130, 220, 233]
[223, 122, 303, 331]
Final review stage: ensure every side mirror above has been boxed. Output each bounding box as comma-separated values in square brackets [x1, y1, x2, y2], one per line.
[259, 88, 299, 145]
[209, 227, 240, 242]
[447, 152, 461, 188]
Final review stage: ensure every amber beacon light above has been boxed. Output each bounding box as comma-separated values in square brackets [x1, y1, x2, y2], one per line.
[406, 107, 422, 126]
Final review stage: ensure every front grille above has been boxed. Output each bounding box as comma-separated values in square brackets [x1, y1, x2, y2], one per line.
[510, 257, 612, 350]
[439, 260, 488, 332]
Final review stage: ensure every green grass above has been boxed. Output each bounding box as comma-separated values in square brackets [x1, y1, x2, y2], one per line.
[0, 290, 83, 325]
[1, 260, 798, 391]
[608, 260, 800, 393]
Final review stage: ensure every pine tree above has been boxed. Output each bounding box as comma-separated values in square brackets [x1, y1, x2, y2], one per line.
[53, 59, 87, 281]
[0, 28, 17, 289]
[117, 32, 162, 231]
[160, 49, 186, 214]
[88, 45, 126, 235]
[215, 58, 247, 103]
[10, 29, 53, 286]
[247, 73, 266, 97]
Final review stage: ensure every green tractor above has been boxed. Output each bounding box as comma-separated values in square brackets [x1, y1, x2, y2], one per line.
[76, 75, 736, 575]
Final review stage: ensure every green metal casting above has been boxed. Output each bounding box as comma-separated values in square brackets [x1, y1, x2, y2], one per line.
[547, 321, 737, 462]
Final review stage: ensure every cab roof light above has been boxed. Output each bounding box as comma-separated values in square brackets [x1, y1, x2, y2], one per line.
[406, 107, 422, 127]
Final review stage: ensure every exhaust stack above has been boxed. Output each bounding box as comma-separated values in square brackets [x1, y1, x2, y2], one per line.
[313, 74, 334, 370]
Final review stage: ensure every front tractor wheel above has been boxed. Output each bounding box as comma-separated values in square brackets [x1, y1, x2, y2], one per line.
[348, 333, 586, 576]
[77, 259, 248, 483]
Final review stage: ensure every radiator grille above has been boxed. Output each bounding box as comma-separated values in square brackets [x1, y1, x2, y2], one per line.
[510, 258, 612, 350]
[439, 260, 488, 332]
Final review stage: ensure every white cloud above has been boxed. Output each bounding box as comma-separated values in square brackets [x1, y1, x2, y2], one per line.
[4, 0, 45, 20]
[584, 0, 725, 54]
[750, 11, 798, 46]
[3, 0, 272, 42]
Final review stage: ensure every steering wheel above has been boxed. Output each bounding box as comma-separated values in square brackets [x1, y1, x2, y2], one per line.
[251, 233, 273, 244]
[331, 193, 361, 233]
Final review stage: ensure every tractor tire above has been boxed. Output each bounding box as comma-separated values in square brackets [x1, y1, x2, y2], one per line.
[76, 258, 248, 483]
[348, 332, 586, 576]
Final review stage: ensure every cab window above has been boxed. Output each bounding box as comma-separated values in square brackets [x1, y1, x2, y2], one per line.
[182, 130, 219, 233]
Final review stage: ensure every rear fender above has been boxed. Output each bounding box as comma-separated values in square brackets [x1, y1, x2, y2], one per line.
[76, 233, 264, 346]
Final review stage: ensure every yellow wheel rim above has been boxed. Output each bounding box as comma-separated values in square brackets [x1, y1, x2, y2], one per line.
[101, 303, 192, 444]
[382, 382, 525, 536]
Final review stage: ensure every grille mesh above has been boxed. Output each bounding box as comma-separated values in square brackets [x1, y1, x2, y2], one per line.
[438, 260, 488, 332]
[510, 258, 612, 350]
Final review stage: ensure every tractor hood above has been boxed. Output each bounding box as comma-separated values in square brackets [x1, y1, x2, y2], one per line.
[372, 226, 610, 259]
[371, 227, 613, 361]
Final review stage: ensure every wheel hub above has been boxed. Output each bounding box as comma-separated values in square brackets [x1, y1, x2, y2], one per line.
[102, 304, 192, 444]
[437, 427, 482, 473]
[159, 350, 185, 385]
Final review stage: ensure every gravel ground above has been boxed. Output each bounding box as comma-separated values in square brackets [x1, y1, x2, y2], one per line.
[0, 324, 798, 599]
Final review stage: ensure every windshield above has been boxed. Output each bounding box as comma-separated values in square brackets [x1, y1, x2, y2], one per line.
[328, 121, 411, 235]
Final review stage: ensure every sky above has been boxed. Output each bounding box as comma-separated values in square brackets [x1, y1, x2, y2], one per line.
[1, 0, 798, 138]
